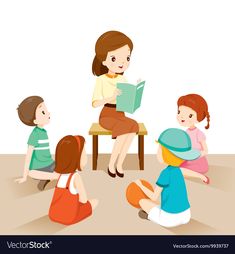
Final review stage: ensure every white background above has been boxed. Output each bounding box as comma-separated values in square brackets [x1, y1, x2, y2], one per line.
[0, 0, 234, 154]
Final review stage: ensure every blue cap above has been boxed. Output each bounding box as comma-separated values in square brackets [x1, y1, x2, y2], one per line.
[158, 128, 200, 160]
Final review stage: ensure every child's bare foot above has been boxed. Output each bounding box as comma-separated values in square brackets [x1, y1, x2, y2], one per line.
[138, 210, 149, 220]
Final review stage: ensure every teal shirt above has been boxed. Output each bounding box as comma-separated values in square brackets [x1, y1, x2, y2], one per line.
[156, 166, 190, 213]
[27, 127, 54, 170]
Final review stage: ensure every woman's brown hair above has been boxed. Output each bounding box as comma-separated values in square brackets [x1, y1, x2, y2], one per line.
[55, 135, 85, 174]
[177, 94, 210, 129]
[92, 30, 133, 76]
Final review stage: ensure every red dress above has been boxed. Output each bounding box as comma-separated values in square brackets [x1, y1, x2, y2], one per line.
[49, 173, 92, 225]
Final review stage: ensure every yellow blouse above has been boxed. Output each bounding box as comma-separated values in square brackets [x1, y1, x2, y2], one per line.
[92, 74, 127, 104]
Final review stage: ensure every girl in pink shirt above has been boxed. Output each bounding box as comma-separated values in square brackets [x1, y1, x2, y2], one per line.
[177, 94, 210, 173]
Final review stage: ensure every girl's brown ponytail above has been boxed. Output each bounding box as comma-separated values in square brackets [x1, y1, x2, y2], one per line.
[205, 111, 210, 129]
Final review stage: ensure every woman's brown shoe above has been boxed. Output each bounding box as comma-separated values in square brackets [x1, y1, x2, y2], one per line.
[116, 168, 124, 178]
[107, 168, 116, 178]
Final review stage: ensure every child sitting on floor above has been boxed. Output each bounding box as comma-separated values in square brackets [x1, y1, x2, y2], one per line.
[177, 94, 210, 173]
[49, 135, 99, 225]
[16, 96, 59, 190]
[135, 128, 209, 228]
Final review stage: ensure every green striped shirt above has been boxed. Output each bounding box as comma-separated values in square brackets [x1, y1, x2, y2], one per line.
[27, 127, 54, 170]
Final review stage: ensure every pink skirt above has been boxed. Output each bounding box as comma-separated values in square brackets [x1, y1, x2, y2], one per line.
[180, 156, 208, 174]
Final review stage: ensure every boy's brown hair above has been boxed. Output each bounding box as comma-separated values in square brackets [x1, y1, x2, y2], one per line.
[55, 135, 85, 174]
[17, 96, 44, 126]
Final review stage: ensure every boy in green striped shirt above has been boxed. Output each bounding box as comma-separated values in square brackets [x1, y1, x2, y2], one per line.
[16, 96, 59, 190]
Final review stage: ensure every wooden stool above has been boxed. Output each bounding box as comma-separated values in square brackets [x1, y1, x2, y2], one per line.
[89, 123, 147, 170]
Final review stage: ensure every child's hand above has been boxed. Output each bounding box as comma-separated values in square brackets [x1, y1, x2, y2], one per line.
[15, 177, 27, 184]
[135, 179, 142, 188]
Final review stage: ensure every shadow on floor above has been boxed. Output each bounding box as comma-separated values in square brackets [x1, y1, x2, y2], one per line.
[207, 165, 235, 192]
[168, 218, 218, 235]
[96, 154, 158, 172]
[98, 154, 139, 171]
[96, 155, 235, 192]
[14, 215, 65, 235]
[187, 165, 235, 192]
[8, 178, 56, 199]
[93, 154, 139, 174]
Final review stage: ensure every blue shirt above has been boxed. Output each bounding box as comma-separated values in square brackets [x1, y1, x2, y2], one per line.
[156, 166, 190, 213]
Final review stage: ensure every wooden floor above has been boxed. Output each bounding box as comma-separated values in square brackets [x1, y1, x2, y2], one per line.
[1, 154, 235, 235]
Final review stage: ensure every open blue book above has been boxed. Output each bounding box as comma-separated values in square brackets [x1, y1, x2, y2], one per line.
[116, 80, 145, 114]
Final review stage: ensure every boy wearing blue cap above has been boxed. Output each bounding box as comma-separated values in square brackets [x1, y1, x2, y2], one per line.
[135, 128, 209, 227]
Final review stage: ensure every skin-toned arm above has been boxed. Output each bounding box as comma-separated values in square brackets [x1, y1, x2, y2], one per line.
[15, 145, 34, 183]
[136, 179, 162, 202]
[92, 89, 121, 108]
[181, 167, 208, 182]
[74, 173, 88, 203]
[200, 140, 208, 157]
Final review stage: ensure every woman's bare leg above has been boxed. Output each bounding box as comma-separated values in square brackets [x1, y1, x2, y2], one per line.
[108, 134, 129, 173]
[116, 133, 135, 173]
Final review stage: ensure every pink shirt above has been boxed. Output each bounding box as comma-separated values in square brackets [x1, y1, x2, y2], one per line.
[186, 127, 206, 151]
[181, 127, 208, 173]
